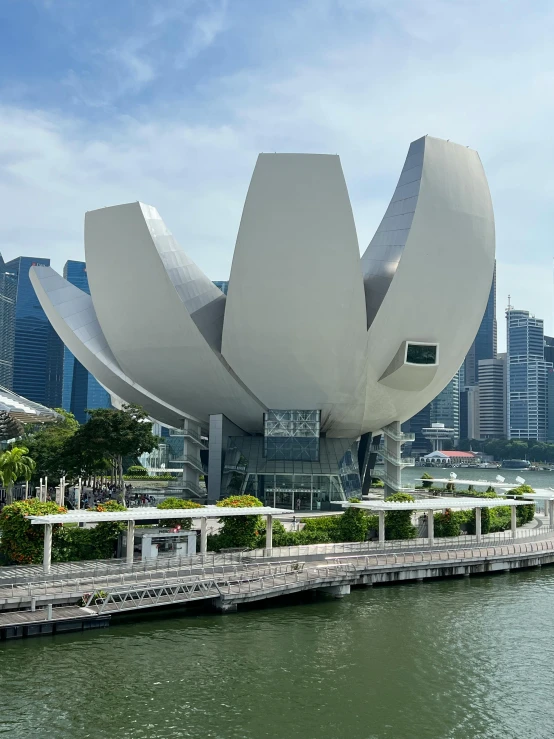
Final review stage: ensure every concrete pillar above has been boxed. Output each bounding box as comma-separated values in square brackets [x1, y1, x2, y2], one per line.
[511, 505, 517, 538]
[475, 507, 482, 544]
[544, 500, 549, 518]
[43, 524, 52, 575]
[77, 478, 82, 510]
[550, 500, 554, 527]
[427, 509, 434, 547]
[383, 421, 402, 498]
[126, 520, 135, 564]
[200, 517, 208, 555]
[266, 514, 273, 555]
[378, 510, 385, 547]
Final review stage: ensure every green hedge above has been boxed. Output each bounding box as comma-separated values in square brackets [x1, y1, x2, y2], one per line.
[385, 493, 417, 540]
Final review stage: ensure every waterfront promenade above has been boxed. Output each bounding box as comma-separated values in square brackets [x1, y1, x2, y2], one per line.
[3, 520, 554, 639]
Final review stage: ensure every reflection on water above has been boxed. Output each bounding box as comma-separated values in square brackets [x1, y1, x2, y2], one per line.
[2, 569, 554, 738]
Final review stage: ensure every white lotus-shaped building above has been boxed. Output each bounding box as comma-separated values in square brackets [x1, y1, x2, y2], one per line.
[31, 135, 495, 504]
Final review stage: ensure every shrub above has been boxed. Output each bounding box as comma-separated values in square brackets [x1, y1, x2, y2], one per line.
[509, 485, 535, 525]
[157, 497, 203, 530]
[385, 493, 417, 540]
[434, 509, 462, 537]
[0, 499, 67, 564]
[371, 478, 384, 488]
[127, 465, 147, 477]
[215, 495, 264, 549]
[421, 472, 434, 489]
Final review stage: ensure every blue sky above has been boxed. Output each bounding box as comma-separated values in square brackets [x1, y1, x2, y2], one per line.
[1, 0, 554, 349]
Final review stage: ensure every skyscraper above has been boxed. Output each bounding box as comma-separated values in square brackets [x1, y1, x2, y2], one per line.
[3, 256, 63, 406]
[0, 256, 17, 389]
[506, 308, 552, 440]
[62, 260, 111, 423]
[478, 356, 506, 438]
[464, 263, 497, 386]
[403, 371, 460, 454]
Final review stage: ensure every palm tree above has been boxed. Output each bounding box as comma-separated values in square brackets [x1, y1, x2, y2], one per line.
[0, 447, 35, 505]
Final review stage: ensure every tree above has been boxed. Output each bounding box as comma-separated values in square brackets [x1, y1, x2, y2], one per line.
[0, 446, 35, 504]
[23, 409, 79, 481]
[421, 472, 433, 489]
[65, 404, 159, 500]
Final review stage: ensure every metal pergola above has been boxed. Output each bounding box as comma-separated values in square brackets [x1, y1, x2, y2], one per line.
[26, 506, 292, 574]
[343, 497, 534, 547]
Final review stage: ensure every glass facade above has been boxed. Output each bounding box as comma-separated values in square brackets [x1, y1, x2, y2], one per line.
[464, 263, 497, 385]
[61, 260, 111, 422]
[507, 308, 552, 440]
[212, 281, 229, 295]
[222, 435, 360, 510]
[4, 256, 63, 407]
[0, 259, 17, 389]
[406, 344, 437, 365]
[263, 409, 320, 461]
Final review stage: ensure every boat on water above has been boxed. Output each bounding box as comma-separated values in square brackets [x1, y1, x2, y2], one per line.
[501, 459, 532, 470]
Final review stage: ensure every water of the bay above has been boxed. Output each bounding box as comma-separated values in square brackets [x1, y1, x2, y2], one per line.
[2, 566, 554, 739]
[401, 466, 554, 490]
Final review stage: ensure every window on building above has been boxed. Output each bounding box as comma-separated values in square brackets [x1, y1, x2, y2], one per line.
[406, 343, 437, 365]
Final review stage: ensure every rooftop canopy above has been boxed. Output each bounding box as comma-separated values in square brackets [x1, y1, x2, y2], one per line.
[26, 506, 291, 526]
[343, 497, 532, 512]
[0, 385, 61, 423]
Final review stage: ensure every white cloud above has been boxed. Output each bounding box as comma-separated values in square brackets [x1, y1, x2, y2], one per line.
[3, 0, 554, 354]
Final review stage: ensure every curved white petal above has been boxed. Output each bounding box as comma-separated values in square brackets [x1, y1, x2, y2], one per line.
[30, 266, 189, 427]
[361, 136, 495, 429]
[84, 202, 265, 431]
[222, 154, 368, 437]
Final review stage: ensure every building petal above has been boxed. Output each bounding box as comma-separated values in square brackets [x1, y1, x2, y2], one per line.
[84, 202, 264, 431]
[221, 154, 368, 437]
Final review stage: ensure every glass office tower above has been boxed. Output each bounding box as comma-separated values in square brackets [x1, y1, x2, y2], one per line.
[3, 256, 63, 407]
[0, 256, 17, 389]
[62, 260, 111, 422]
[507, 308, 552, 440]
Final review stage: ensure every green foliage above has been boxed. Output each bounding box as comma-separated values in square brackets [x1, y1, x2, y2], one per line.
[127, 465, 148, 477]
[421, 472, 433, 489]
[64, 404, 159, 498]
[156, 497, 203, 529]
[23, 410, 79, 481]
[56, 500, 127, 561]
[508, 485, 536, 524]
[0, 446, 35, 503]
[371, 477, 384, 488]
[123, 474, 174, 480]
[0, 499, 66, 564]
[212, 495, 264, 549]
[385, 492, 417, 540]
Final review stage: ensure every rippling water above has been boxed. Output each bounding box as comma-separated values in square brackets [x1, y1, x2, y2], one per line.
[2, 569, 554, 739]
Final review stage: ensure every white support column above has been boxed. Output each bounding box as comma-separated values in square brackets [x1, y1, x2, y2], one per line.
[45, 477, 48, 502]
[77, 478, 82, 510]
[378, 510, 385, 547]
[427, 509, 434, 547]
[126, 520, 135, 564]
[24, 480, 29, 500]
[265, 514, 273, 556]
[544, 500, 549, 518]
[511, 505, 517, 538]
[43, 524, 52, 575]
[550, 500, 554, 527]
[200, 517, 207, 555]
[475, 507, 482, 544]
[39, 478, 43, 502]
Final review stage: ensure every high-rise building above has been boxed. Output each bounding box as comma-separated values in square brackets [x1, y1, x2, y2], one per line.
[544, 336, 554, 366]
[403, 371, 460, 453]
[506, 308, 552, 440]
[212, 281, 229, 295]
[62, 260, 111, 423]
[3, 256, 63, 407]
[460, 384, 480, 440]
[478, 356, 506, 438]
[464, 263, 497, 385]
[0, 256, 17, 389]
